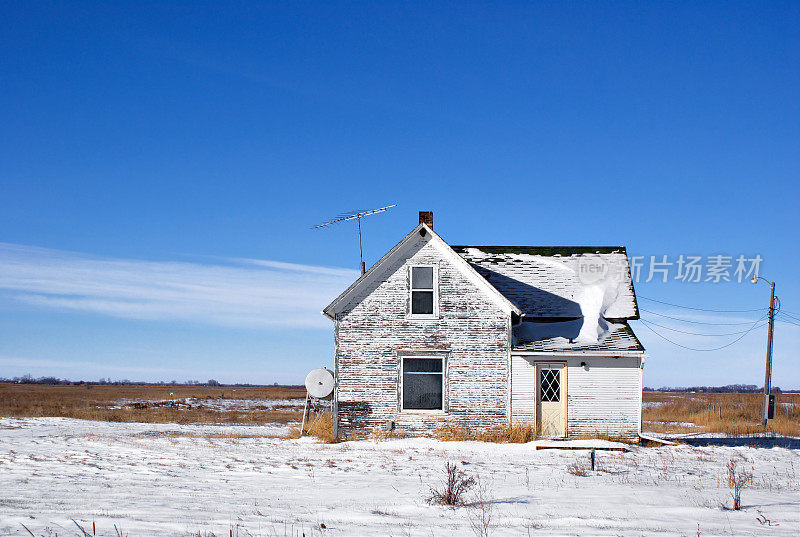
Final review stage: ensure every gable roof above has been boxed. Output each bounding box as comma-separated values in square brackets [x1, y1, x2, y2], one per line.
[451, 246, 639, 320]
[322, 224, 522, 319]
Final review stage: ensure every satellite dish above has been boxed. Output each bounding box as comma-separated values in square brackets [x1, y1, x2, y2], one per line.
[305, 368, 334, 399]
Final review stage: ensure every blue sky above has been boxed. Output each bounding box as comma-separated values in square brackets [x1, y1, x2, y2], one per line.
[1, 1, 798, 387]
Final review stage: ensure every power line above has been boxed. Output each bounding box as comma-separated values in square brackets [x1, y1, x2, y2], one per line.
[638, 295, 767, 313]
[639, 318, 767, 337]
[638, 314, 767, 352]
[640, 308, 761, 326]
[779, 310, 800, 323]
[777, 314, 800, 328]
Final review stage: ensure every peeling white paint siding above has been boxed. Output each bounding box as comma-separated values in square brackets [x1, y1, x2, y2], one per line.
[511, 355, 643, 439]
[335, 235, 510, 438]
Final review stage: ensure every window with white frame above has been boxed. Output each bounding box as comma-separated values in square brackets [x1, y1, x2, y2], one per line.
[402, 357, 444, 410]
[410, 265, 435, 315]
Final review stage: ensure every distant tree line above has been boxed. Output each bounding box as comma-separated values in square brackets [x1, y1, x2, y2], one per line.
[643, 384, 795, 393]
[2, 375, 794, 393]
[0, 374, 300, 388]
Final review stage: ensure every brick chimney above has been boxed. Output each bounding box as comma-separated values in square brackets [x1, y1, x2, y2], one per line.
[419, 211, 433, 228]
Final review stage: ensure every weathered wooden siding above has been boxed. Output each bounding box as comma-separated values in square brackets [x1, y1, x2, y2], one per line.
[511, 355, 642, 439]
[335, 233, 510, 438]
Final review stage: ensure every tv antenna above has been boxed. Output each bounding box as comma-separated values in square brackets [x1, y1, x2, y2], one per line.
[314, 204, 397, 275]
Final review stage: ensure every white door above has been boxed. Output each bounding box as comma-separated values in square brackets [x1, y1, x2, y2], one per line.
[536, 362, 566, 437]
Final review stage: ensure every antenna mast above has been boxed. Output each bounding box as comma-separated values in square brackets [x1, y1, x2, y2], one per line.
[314, 204, 397, 275]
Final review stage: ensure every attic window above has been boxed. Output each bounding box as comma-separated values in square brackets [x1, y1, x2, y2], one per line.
[410, 266, 436, 316]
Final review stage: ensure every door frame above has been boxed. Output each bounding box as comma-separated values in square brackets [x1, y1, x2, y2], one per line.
[535, 361, 567, 437]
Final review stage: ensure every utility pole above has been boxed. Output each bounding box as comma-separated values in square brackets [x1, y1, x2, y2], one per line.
[762, 280, 776, 427]
[752, 274, 776, 427]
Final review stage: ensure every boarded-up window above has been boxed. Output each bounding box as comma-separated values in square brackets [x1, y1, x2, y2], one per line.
[411, 266, 435, 315]
[402, 357, 443, 410]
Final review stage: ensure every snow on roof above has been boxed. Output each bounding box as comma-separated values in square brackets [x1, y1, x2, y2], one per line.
[512, 319, 644, 352]
[451, 246, 639, 320]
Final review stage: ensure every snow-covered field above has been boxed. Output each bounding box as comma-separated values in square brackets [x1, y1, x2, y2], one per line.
[108, 397, 307, 412]
[1, 418, 798, 537]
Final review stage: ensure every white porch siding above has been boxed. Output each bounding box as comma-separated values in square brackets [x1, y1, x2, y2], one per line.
[511, 355, 643, 439]
[566, 356, 642, 439]
[511, 354, 536, 423]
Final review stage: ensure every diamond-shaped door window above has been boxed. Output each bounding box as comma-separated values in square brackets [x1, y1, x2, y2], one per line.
[540, 369, 561, 402]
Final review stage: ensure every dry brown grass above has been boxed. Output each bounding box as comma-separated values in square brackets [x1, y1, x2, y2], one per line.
[569, 431, 638, 443]
[567, 460, 590, 477]
[0, 383, 305, 425]
[370, 427, 408, 441]
[8, 383, 797, 439]
[288, 412, 337, 443]
[435, 422, 538, 443]
[643, 391, 800, 436]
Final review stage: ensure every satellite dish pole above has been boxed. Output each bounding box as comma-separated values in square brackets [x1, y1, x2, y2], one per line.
[301, 367, 334, 436]
[314, 204, 397, 275]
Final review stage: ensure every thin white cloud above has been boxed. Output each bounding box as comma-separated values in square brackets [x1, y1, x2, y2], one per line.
[0, 242, 359, 328]
[230, 257, 358, 277]
[0, 356, 186, 376]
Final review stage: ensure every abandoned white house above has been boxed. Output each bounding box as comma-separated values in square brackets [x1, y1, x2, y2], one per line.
[323, 212, 645, 440]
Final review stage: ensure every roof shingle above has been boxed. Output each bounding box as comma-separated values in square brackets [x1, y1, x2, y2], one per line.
[452, 246, 639, 320]
[512, 320, 644, 352]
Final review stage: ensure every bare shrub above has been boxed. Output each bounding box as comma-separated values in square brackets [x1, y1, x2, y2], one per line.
[427, 461, 476, 506]
[567, 461, 589, 477]
[468, 480, 494, 537]
[724, 458, 753, 510]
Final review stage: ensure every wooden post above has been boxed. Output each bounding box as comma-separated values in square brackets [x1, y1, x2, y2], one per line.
[590, 449, 595, 471]
[762, 281, 776, 427]
[300, 393, 309, 436]
[358, 216, 365, 275]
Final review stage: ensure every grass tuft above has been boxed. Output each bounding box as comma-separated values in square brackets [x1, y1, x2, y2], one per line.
[288, 412, 337, 443]
[436, 423, 538, 443]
